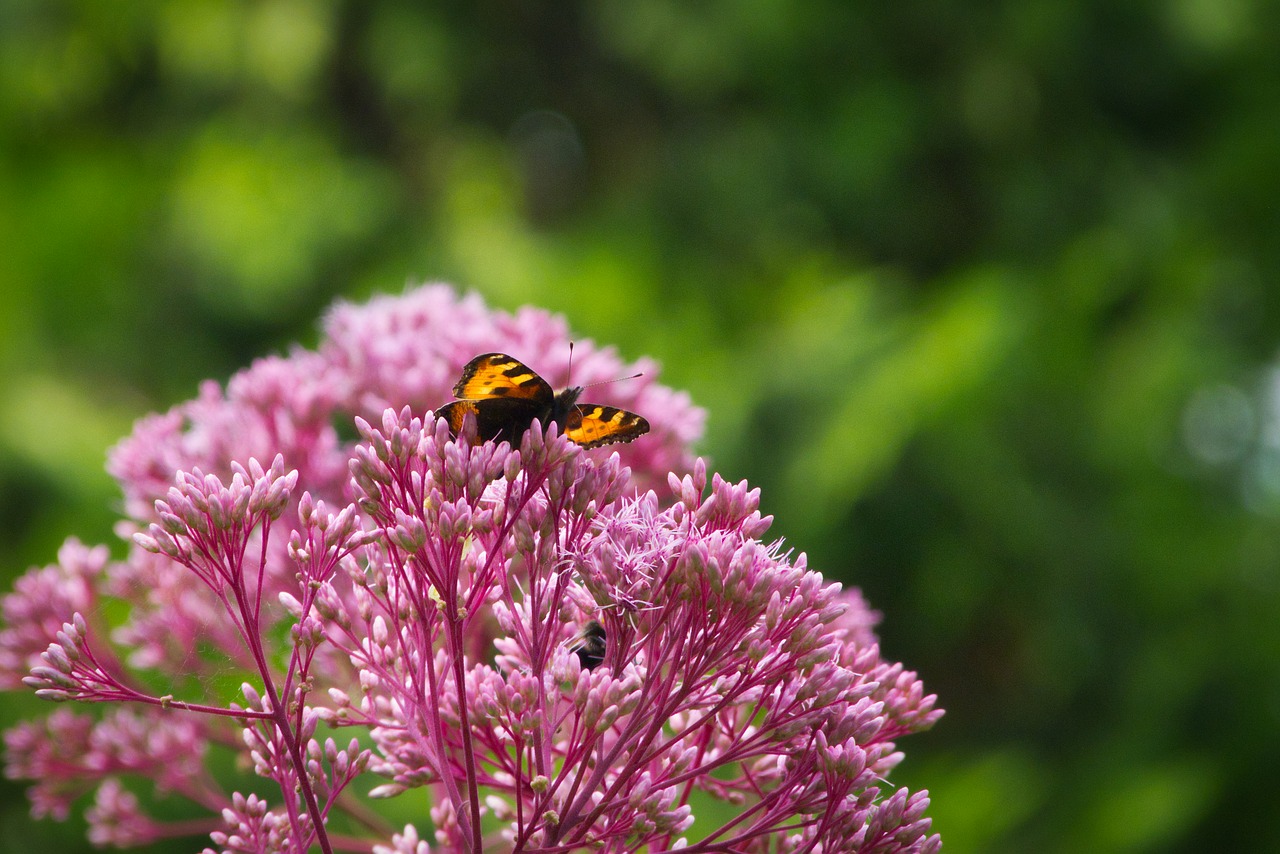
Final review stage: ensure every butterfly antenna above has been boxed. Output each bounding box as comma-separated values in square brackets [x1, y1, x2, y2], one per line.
[580, 371, 643, 390]
[568, 341, 644, 389]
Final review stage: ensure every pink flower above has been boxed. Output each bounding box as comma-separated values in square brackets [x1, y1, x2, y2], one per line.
[2, 285, 941, 852]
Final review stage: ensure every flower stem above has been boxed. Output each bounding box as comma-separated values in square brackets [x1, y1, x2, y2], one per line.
[446, 613, 484, 853]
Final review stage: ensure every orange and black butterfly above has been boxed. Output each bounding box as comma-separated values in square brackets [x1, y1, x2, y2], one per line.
[436, 353, 650, 449]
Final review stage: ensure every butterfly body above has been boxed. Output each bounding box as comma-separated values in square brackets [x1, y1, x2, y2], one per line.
[437, 353, 649, 449]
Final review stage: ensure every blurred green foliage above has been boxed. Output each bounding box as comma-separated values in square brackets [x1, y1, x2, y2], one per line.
[3, 1, 1280, 852]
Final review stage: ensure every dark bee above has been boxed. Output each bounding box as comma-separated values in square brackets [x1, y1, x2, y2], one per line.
[572, 620, 607, 671]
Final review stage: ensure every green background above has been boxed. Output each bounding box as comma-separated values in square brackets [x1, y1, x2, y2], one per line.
[2, 1, 1279, 851]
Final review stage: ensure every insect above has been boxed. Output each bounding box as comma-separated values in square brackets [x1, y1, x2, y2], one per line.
[571, 620, 607, 670]
[436, 353, 650, 448]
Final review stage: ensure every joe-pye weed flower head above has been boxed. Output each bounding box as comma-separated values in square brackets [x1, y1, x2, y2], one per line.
[3, 285, 942, 852]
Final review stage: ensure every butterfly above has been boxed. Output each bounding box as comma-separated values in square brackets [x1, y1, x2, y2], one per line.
[436, 353, 650, 449]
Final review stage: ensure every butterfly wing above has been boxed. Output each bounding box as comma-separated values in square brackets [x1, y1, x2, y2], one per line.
[451, 353, 554, 403]
[563, 404, 650, 449]
[437, 397, 543, 444]
[440, 354, 554, 443]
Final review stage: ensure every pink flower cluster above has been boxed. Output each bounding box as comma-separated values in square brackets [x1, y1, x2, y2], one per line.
[1, 285, 942, 852]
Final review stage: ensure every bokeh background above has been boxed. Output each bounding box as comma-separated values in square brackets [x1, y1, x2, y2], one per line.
[3, 2, 1279, 852]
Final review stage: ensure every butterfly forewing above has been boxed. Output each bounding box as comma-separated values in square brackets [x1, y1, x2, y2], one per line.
[452, 353, 554, 402]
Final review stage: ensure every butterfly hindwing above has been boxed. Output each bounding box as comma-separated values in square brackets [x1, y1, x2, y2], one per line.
[437, 397, 543, 445]
[439, 352, 650, 448]
[563, 404, 651, 449]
